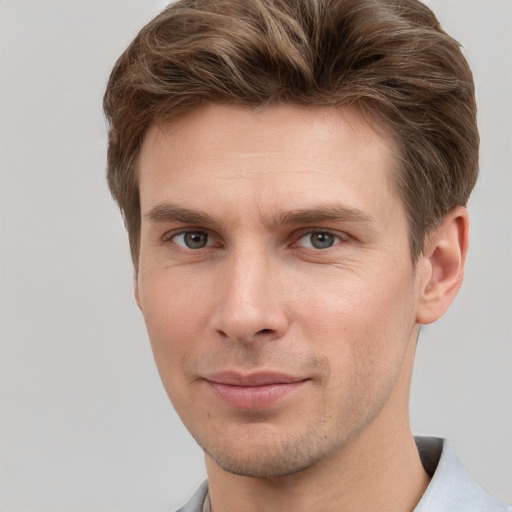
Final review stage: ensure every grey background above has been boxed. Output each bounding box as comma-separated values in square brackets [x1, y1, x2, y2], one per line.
[0, 0, 510, 510]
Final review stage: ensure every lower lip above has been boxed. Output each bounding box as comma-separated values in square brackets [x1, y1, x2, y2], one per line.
[205, 380, 307, 409]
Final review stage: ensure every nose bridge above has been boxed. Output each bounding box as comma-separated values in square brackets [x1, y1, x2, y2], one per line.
[213, 240, 287, 342]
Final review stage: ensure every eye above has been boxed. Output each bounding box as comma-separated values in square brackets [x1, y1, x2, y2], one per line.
[295, 231, 343, 250]
[172, 231, 210, 249]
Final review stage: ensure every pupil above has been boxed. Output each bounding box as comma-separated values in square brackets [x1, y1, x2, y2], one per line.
[311, 232, 334, 249]
[184, 232, 207, 249]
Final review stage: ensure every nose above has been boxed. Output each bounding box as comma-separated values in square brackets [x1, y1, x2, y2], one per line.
[211, 245, 290, 344]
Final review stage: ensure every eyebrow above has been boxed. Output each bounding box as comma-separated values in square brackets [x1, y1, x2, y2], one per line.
[276, 206, 374, 226]
[145, 203, 216, 225]
[144, 202, 374, 227]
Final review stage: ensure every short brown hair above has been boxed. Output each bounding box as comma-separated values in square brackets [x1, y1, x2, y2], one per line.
[104, 0, 478, 265]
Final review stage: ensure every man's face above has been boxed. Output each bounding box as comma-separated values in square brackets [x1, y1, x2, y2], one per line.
[136, 104, 426, 478]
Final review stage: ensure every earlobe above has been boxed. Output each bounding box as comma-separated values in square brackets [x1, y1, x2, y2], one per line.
[416, 206, 469, 325]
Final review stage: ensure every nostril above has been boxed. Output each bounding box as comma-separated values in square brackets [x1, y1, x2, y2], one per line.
[256, 329, 274, 336]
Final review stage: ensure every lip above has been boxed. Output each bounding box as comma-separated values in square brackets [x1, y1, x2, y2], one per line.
[203, 371, 309, 410]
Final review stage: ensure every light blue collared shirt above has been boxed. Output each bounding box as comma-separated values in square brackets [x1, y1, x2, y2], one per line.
[176, 437, 511, 512]
[414, 437, 510, 511]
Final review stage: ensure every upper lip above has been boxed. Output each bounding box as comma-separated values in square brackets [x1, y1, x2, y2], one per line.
[204, 371, 307, 387]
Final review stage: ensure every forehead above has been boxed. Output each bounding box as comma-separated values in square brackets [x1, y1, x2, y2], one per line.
[138, 104, 400, 220]
[141, 103, 395, 161]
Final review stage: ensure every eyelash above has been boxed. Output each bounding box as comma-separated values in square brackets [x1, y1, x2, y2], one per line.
[162, 229, 216, 250]
[162, 228, 349, 253]
[292, 229, 348, 250]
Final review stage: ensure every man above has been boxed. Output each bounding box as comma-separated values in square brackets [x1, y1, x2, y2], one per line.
[103, 0, 511, 511]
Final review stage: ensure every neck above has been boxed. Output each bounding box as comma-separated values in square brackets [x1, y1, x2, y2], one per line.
[205, 423, 429, 512]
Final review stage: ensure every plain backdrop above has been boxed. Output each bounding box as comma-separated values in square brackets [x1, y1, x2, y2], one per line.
[0, 1, 511, 511]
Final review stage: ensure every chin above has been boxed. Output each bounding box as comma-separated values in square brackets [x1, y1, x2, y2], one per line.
[200, 428, 341, 478]
[207, 449, 320, 478]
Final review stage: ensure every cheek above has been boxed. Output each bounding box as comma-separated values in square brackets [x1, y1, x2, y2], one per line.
[138, 270, 214, 384]
[295, 273, 418, 432]
[294, 268, 417, 374]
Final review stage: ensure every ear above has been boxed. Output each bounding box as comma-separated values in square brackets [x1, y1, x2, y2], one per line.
[416, 206, 469, 325]
[134, 268, 142, 310]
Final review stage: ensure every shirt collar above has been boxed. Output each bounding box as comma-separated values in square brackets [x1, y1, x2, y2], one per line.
[414, 436, 509, 511]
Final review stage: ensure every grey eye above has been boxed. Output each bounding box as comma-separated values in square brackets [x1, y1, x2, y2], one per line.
[309, 232, 335, 249]
[174, 231, 209, 249]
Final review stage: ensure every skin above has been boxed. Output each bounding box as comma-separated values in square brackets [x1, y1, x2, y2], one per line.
[135, 104, 468, 512]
